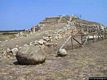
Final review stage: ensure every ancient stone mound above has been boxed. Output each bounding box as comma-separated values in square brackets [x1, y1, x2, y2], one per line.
[16, 45, 46, 65]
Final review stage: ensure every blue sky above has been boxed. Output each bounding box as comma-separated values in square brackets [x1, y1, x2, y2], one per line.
[0, 0, 107, 30]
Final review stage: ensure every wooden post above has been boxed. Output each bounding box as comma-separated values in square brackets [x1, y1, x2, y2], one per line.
[97, 29, 100, 41]
[79, 26, 84, 46]
[104, 31, 105, 39]
[59, 36, 71, 50]
[104, 29, 107, 39]
[80, 30, 83, 45]
[73, 37, 82, 47]
[102, 30, 104, 40]
[83, 34, 88, 45]
[71, 36, 73, 50]
[71, 30, 73, 50]
[93, 33, 95, 43]
[87, 34, 89, 44]
[81, 32, 86, 46]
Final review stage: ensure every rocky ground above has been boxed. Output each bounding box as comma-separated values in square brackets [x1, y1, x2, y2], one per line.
[0, 38, 107, 80]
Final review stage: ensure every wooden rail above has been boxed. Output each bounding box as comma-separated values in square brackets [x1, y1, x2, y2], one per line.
[59, 27, 107, 51]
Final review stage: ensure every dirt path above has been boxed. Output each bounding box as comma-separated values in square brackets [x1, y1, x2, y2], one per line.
[0, 39, 107, 80]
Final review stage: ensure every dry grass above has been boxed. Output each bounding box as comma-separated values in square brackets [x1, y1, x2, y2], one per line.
[0, 39, 107, 80]
[0, 33, 16, 41]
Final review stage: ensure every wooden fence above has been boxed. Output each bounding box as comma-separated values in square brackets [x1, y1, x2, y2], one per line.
[59, 27, 107, 50]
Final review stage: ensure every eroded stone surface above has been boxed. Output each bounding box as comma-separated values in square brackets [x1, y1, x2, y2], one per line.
[16, 45, 46, 65]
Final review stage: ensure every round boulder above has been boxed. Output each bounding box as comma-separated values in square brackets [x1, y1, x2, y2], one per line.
[57, 48, 67, 56]
[16, 45, 46, 65]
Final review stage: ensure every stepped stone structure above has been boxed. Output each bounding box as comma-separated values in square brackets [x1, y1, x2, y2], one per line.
[31, 15, 105, 34]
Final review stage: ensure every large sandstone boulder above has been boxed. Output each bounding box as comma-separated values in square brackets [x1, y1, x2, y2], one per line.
[16, 45, 46, 65]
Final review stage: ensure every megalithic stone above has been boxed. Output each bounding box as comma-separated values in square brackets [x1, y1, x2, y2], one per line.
[16, 45, 46, 65]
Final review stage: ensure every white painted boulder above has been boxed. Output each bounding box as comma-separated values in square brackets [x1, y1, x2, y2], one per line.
[57, 48, 67, 56]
